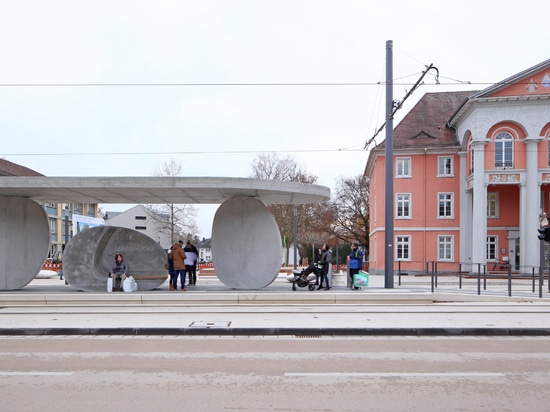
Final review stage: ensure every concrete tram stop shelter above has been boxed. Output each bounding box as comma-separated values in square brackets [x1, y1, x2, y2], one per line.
[0, 176, 330, 291]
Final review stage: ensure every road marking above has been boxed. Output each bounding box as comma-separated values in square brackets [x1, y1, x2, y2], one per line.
[285, 372, 505, 378]
[0, 371, 73, 376]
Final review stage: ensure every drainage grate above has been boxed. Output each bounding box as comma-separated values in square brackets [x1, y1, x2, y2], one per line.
[189, 321, 231, 328]
[295, 334, 322, 338]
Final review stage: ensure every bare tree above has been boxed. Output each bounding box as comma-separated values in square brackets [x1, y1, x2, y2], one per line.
[250, 153, 325, 263]
[251, 153, 316, 182]
[146, 158, 198, 244]
[328, 174, 370, 250]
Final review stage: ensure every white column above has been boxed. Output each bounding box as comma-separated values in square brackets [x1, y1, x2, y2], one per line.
[522, 138, 543, 271]
[471, 141, 487, 265]
[458, 151, 473, 268]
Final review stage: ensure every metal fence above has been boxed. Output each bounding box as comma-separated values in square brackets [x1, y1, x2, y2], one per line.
[395, 260, 550, 299]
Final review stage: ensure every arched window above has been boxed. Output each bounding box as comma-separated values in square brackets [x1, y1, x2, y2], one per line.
[494, 131, 513, 169]
[467, 138, 474, 175]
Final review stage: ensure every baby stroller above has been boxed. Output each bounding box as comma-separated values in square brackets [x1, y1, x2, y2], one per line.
[289, 263, 321, 291]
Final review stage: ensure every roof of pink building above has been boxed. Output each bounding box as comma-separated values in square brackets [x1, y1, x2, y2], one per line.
[0, 158, 44, 176]
[393, 91, 476, 148]
[364, 90, 477, 175]
[383, 90, 476, 150]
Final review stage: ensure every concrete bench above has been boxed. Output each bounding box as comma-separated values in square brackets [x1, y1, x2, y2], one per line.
[131, 275, 168, 281]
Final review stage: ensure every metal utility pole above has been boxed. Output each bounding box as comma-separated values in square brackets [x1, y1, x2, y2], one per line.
[384, 40, 394, 288]
[293, 205, 298, 270]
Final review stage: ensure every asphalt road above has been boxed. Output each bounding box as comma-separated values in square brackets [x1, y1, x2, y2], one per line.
[1, 335, 549, 412]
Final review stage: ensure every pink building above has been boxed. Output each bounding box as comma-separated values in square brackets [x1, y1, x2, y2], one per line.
[366, 59, 550, 276]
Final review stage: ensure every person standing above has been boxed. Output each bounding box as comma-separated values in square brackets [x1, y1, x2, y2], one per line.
[169, 241, 187, 291]
[317, 243, 332, 290]
[167, 246, 176, 291]
[348, 241, 364, 290]
[183, 240, 198, 286]
[109, 253, 129, 292]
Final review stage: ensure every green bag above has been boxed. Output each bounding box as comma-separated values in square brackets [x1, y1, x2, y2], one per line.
[353, 271, 369, 287]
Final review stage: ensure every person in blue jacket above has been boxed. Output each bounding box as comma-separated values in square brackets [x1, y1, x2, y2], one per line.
[348, 241, 363, 290]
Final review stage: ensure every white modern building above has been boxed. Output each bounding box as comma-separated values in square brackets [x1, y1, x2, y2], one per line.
[104, 204, 173, 250]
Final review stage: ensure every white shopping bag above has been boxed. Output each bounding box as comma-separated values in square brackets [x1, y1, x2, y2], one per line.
[123, 276, 138, 292]
[107, 277, 113, 293]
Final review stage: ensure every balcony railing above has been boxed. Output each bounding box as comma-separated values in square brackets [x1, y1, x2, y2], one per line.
[495, 161, 514, 169]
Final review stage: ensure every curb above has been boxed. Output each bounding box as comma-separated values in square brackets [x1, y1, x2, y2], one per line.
[2, 327, 550, 336]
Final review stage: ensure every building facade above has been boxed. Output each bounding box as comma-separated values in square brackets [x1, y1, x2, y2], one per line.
[366, 59, 550, 275]
[195, 237, 212, 263]
[0, 158, 99, 260]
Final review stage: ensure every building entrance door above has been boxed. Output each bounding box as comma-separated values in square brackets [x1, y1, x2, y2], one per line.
[508, 236, 519, 270]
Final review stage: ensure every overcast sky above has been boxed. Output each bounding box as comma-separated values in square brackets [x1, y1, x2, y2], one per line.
[1, 0, 548, 237]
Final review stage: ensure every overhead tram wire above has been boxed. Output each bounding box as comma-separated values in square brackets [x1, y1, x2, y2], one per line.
[0, 82, 393, 87]
[2, 148, 365, 158]
[0, 81, 507, 87]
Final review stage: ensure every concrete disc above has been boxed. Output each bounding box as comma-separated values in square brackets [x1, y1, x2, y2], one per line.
[63, 226, 168, 291]
[212, 197, 282, 289]
[0, 196, 49, 290]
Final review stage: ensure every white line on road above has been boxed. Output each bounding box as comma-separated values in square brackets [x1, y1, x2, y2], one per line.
[0, 371, 73, 376]
[285, 372, 505, 378]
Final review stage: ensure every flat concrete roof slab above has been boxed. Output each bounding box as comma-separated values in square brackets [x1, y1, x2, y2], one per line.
[0, 176, 330, 205]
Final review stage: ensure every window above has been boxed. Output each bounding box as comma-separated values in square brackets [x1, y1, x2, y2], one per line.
[49, 218, 56, 234]
[494, 131, 513, 168]
[135, 226, 147, 230]
[468, 138, 474, 175]
[438, 193, 453, 218]
[396, 235, 410, 260]
[487, 192, 499, 218]
[396, 158, 411, 177]
[135, 216, 147, 220]
[438, 235, 453, 260]
[486, 236, 497, 260]
[438, 157, 453, 176]
[396, 194, 411, 218]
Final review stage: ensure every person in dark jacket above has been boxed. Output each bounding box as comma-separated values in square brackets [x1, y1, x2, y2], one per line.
[348, 241, 364, 290]
[109, 253, 129, 292]
[317, 243, 332, 290]
[167, 246, 176, 290]
[183, 240, 198, 286]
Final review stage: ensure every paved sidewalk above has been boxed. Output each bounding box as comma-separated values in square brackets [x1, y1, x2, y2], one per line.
[1, 273, 550, 336]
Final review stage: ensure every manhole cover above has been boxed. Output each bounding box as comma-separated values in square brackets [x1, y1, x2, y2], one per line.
[189, 321, 231, 328]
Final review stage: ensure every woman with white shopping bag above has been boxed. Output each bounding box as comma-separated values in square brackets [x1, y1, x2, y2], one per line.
[108, 253, 129, 292]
